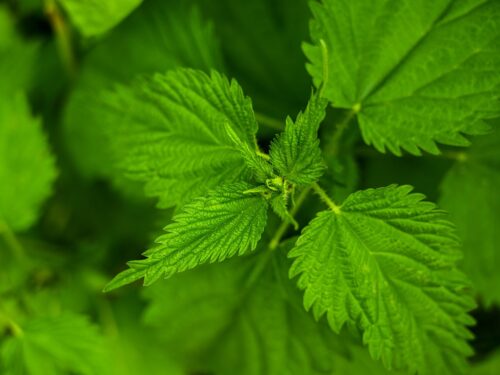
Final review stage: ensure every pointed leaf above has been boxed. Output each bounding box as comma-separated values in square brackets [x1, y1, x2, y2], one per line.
[289, 185, 475, 374]
[305, 0, 500, 155]
[270, 93, 327, 185]
[105, 182, 268, 290]
[103, 68, 259, 207]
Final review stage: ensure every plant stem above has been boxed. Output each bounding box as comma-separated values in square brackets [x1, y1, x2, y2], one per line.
[255, 112, 284, 131]
[268, 186, 311, 251]
[0, 220, 26, 261]
[44, 0, 77, 77]
[312, 182, 340, 213]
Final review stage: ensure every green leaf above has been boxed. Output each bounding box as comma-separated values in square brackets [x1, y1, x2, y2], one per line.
[305, 0, 500, 155]
[59, 0, 143, 37]
[440, 124, 500, 306]
[270, 93, 327, 185]
[0, 313, 104, 375]
[104, 182, 268, 290]
[0, 93, 57, 231]
[62, 1, 223, 193]
[142, 250, 344, 375]
[103, 68, 259, 207]
[289, 185, 475, 374]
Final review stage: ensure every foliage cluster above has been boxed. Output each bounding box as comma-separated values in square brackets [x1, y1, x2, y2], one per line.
[1, 0, 500, 374]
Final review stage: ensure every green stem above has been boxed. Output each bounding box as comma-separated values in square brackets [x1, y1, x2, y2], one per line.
[312, 182, 340, 213]
[0, 220, 26, 261]
[44, 0, 77, 77]
[255, 112, 284, 131]
[268, 186, 311, 251]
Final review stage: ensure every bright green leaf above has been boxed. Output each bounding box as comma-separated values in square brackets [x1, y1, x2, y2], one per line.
[289, 185, 475, 374]
[59, 0, 143, 37]
[103, 68, 258, 208]
[0, 93, 57, 231]
[305, 0, 500, 155]
[104, 182, 268, 290]
[440, 124, 500, 306]
[270, 93, 327, 185]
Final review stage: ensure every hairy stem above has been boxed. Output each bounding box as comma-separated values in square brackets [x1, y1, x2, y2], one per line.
[255, 112, 284, 131]
[268, 186, 311, 251]
[312, 182, 340, 213]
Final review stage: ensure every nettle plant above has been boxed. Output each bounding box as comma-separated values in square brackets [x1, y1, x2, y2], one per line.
[99, 1, 500, 375]
[1, 0, 500, 374]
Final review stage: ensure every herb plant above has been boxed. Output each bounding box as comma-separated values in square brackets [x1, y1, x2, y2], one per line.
[1, 0, 500, 374]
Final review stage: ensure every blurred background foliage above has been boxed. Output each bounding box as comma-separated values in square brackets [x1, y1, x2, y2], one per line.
[0, 0, 499, 374]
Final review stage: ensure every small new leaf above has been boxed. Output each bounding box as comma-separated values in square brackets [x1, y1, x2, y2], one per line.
[289, 185, 475, 375]
[270, 93, 327, 185]
[104, 182, 268, 291]
[305, 0, 500, 155]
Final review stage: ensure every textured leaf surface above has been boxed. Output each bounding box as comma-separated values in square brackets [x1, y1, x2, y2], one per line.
[305, 0, 500, 155]
[104, 68, 258, 207]
[270, 93, 327, 185]
[62, 1, 223, 192]
[59, 0, 143, 37]
[143, 251, 344, 375]
[104, 183, 268, 290]
[440, 124, 500, 306]
[0, 313, 104, 375]
[0, 93, 57, 231]
[289, 185, 475, 374]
